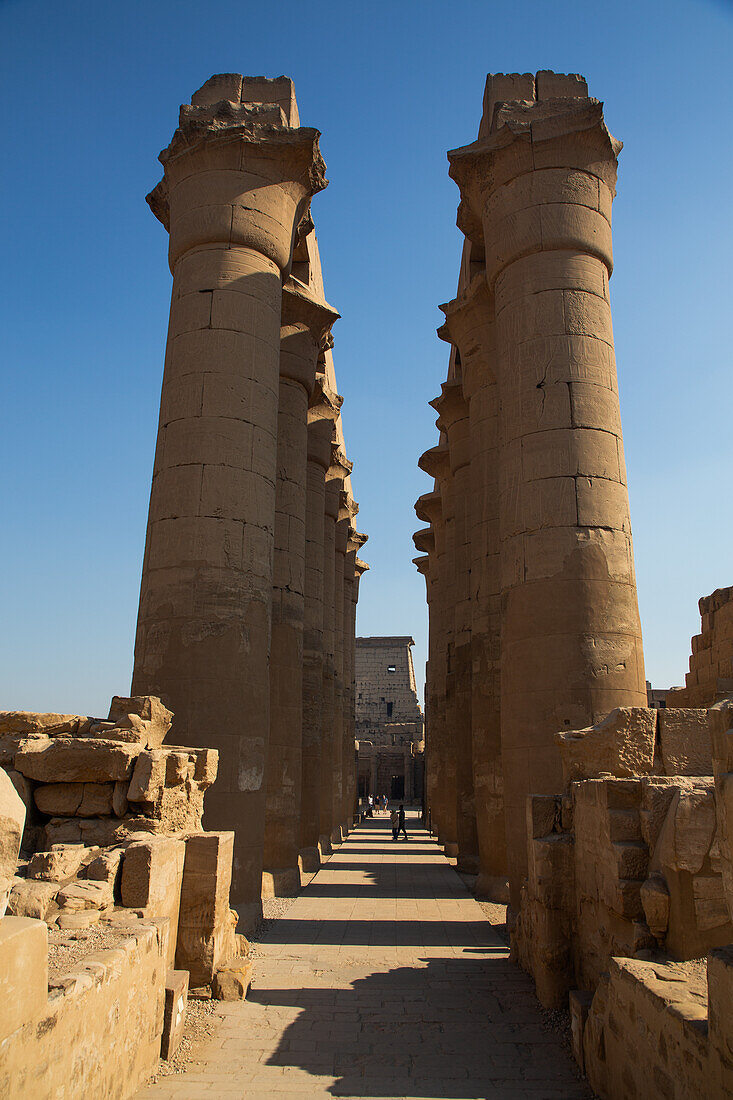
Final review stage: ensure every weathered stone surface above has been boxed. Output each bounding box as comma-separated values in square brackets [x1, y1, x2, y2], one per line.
[175, 831, 237, 986]
[162, 969, 189, 1059]
[640, 873, 670, 938]
[7, 877, 59, 919]
[127, 750, 166, 803]
[658, 708, 712, 776]
[27, 846, 88, 882]
[0, 767, 26, 916]
[56, 878, 113, 911]
[212, 957, 253, 1000]
[0, 712, 85, 736]
[34, 782, 115, 817]
[121, 837, 186, 965]
[15, 739, 138, 783]
[84, 848, 124, 889]
[0, 917, 48, 1042]
[555, 708, 657, 785]
[107, 695, 173, 750]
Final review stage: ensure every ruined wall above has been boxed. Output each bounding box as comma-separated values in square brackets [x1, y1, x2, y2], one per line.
[668, 587, 733, 708]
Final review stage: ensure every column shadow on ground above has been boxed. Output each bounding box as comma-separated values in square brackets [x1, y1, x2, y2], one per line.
[254, 956, 591, 1098]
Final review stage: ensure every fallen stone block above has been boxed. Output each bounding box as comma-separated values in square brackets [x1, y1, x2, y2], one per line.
[57, 878, 114, 911]
[7, 877, 60, 919]
[107, 695, 173, 750]
[121, 837, 186, 965]
[0, 767, 26, 916]
[34, 782, 115, 817]
[84, 848, 124, 891]
[27, 845, 88, 882]
[161, 969, 189, 1059]
[0, 917, 48, 1042]
[641, 873, 670, 938]
[212, 956, 253, 1001]
[15, 738, 139, 783]
[57, 909, 101, 930]
[555, 707, 657, 786]
[127, 750, 167, 803]
[0, 712, 84, 736]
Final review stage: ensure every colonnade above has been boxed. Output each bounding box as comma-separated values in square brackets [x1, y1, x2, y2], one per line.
[414, 71, 647, 909]
[132, 74, 367, 929]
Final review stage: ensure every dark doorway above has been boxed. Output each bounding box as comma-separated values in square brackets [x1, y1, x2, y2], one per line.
[358, 775, 368, 798]
[390, 774, 404, 800]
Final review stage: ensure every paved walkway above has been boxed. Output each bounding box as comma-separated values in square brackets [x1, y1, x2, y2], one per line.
[138, 815, 591, 1099]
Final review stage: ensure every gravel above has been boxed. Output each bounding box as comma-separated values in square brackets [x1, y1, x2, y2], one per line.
[47, 924, 136, 983]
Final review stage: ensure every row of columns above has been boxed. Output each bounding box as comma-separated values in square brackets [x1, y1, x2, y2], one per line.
[132, 74, 367, 930]
[414, 71, 647, 912]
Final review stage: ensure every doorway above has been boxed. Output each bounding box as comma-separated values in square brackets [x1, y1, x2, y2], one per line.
[390, 774, 404, 800]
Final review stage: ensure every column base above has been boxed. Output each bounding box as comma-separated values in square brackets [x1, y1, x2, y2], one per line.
[319, 833, 333, 856]
[475, 874, 510, 903]
[457, 854, 480, 876]
[298, 846, 322, 874]
[261, 868, 302, 899]
[444, 842, 459, 858]
[330, 826, 343, 846]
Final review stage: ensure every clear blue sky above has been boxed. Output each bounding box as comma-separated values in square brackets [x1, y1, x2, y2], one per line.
[1, 0, 731, 716]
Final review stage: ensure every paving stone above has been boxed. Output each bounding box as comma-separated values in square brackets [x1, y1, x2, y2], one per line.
[135, 818, 591, 1098]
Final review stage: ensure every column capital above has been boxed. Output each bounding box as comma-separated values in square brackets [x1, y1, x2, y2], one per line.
[447, 74, 621, 282]
[354, 557, 369, 577]
[348, 529, 368, 555]
[418, 444, 450, 481]
[413, 528, 435, 555]
[339, 490, 359, 524]
[148, 80, 328, 272]
[280, 279, 340, 392]
[430, 380, 468, 434]
[413, 555, 430, 578]
[437, 275, 496, 398]
[308, 373, 342, 422]
[415, 491, 442, 526]
[329, 442, 353, 481]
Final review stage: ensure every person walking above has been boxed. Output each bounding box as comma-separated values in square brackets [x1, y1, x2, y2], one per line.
[397, 803, 408, 841]
[390, 807, 399, 841]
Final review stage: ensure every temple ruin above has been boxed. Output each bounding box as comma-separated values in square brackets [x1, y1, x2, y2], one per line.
[2, 67, 733, 1100]
[355, 636, 424, 803]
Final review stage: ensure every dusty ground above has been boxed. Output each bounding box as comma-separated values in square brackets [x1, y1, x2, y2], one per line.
[47, 924, 134, 983]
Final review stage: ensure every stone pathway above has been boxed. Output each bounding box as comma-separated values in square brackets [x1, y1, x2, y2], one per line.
[138, 815, 591, 1099]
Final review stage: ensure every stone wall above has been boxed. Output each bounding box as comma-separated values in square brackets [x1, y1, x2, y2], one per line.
[668, 587, 733, 708]
[0, 916, 167, 1099]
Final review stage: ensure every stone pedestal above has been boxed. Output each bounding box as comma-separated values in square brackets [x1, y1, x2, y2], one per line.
[132, 76, 326, 927]
[263, 281, 338, 897]
[449, 73, 646, 906]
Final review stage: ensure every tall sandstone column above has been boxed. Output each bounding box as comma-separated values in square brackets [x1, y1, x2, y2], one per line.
[431, 381, 479, 873]
[439, 275, 507, 899]
[263, 281, 338, 897]
[300, 396, 339, 872]
[449, 72, 646, 907]
[132, 74, 326, 927]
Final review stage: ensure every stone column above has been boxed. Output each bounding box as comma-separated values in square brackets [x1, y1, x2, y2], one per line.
[300, 383, 340, 872]
[341, 529, 365, 830]
[262, 281, 338, 898]
[449, 71, 646, 906]
[412, 550, 435, 824]
[132, 75, 326, 928]
[319, 445, 349, 852]
[430, 382, 479, 873]
[415, 486, 454, 851]
[351, 554, 369, 816]
[439, 276, 507, 899]
[331, 509, 348, 843]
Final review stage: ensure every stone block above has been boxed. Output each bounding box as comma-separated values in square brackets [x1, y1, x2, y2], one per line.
[121, 837, 186, 966]
[57, 878, 114, 911]
[640, 874, 670, 938]
[127, 750, 167, 803]
[7, 877, 59, 919]
[161, 968, 189, 1059]
[107, 695, 173, 750]
[569, 989, 593, 1071]
[15, 739, 139, 783]
[526, 794, 559, 838]
[84, 848, 124, 891]
[212, 957, 253, 1000]
[27, 845, 88, 882]
[0, 712, 84, 736]
[34, 782, 115, 817]
[659, 708, 712, 776]
[0, 917, 48, 1041]
[555, 707, 656, 785]
[0, 767, 26, 916]
[708, 946, 733, 1068]
[175, 831, 236, 987]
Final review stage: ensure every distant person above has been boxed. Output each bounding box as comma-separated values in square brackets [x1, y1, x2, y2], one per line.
[397, 803, 408, 841]
[390, 807, 399, 840]
[367, 794, 374, 818]
[382, 794, 388, 813]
